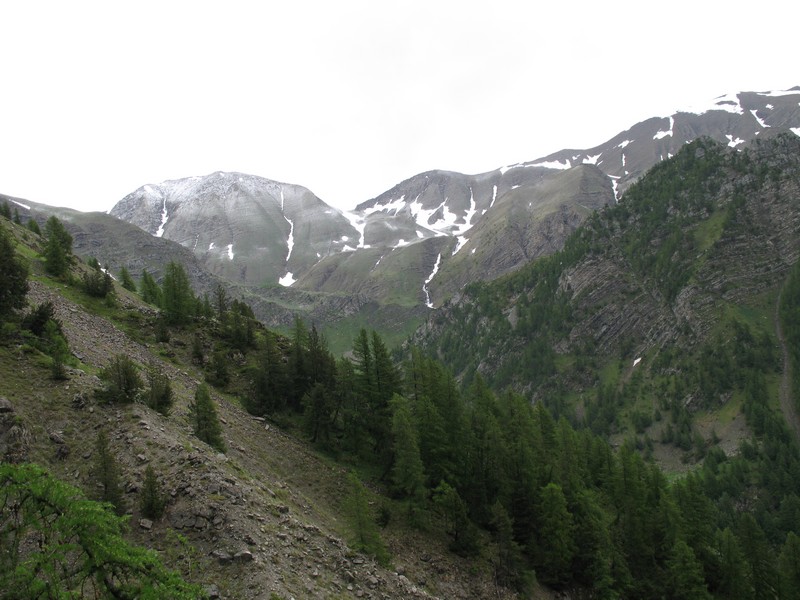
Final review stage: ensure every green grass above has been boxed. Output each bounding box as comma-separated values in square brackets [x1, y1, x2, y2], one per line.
[692, 209, 727, 254]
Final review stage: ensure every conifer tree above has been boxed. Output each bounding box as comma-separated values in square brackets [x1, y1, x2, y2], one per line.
[666, 540, 712, 600]
[714, 527, 753, 600]
[302, 382, 333, 445]
[490, 500, 532, 593]
[140, 269, 162, 306]
[0, 201, 10, 219]
[145, 363, 173, 416]
[97, 355, 143, 403]
[779, 532, 800, 600]
[93, 430, 125, 515]
[432, 481, 479, 556]
[245, 332, 287, 415]
[390, 394, 425, 502]
[344, 472, 389, 565]
[0, 463, 201, 598]
[139, 464, 167, 520]
[43, 215, 72, 277]
[161, 261, 194, 325]
[12, 208, 21, 225]
[27, 218, 41, 235]
[45, 319, 69, 380]
[534, 482, 575, 588]
[189, 384, 225, 452]
[119, 266, 137, 292]
[0, 225, 28, 320]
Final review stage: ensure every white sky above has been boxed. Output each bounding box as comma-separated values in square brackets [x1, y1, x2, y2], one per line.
[1, 0, 798, 213]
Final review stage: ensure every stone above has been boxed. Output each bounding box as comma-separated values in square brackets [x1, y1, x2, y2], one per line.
[211, 550, 233, 565]
[203, 584, 221, 599]
[0, 398, 13, 413]
[139, 518, 153, 530]
[234, 550, 254, 562]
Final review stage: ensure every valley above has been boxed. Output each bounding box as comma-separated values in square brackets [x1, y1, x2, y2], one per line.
[2, 87, 800, 598]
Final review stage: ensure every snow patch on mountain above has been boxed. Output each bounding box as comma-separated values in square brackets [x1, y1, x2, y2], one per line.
[365, 195, 406, 217]
[10, 199, 30, 210]
[529, 159, 571, 170]
[582, 153, 601, 165]
[609, 175, 620, 202]
[750, 109, 770, 128]
[422, 253, 441, 309]
[726, 135, 745, 148]
[343, 211, 368, 249]
[682, 92, 743, 115]
[757, 89, 800, 98]
[155, 197, 169, 238]
[226, 244, 234, 260]
[653, 116, 674, 139]
[278, 272, 296, 287]
[490, 185, 498, 209]
[453, 236, 468, 255]
[284, 215, 295, 262]
[792, 128, 800, 137]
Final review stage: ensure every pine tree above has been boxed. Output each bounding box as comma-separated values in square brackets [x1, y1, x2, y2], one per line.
[119, 266, 137, 292]
[161, 261, 194, 325]
[12, 208, 21, 225]
[214, 283, 228, 319]
[302, 382, 333, 445]
[139, 464, 167, 520]
[287, 316, 310, 409]
[93, 430, 125, 515]
[97, 355, 143, 403]
[247, 333, 287, 414]
[26, 218, 41, 235]
[0, 201, 10, 219]
[490, 500, 532, 593]
[344, 472, 389, 565]
[780, 532, 800, 600]
[43, 215, 72, 277]
[390, 394, 425, 502]
[139, 269, 162, 306]
[45, 319, 69, 380]
[0, 225, 28, 320]
[534, 482, 575, 588]
[666, 540, 712, 600]
[714, 527, 753, 600]
[0, 463, 202, 598]
[189, 384, 225, 452]
[145, 363, 173, 416]
[432, 481, 479, 556]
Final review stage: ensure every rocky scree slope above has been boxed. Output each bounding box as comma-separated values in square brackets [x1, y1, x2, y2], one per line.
[0, 231, 521, 599]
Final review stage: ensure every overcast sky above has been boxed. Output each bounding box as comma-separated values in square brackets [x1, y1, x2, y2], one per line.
[1, 1, 798, 213]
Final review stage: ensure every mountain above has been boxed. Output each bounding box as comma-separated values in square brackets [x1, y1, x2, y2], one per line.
[412, 133, 800, 444]
[109, 88, 800, 321]
[110, 172, 359, 288]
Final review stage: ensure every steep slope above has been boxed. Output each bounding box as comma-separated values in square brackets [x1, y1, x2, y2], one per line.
[413, 134, 800, 443]
[0, 220, 518, 600]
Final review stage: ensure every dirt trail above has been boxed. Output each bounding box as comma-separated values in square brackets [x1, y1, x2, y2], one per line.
[775, 289, 800, 441]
